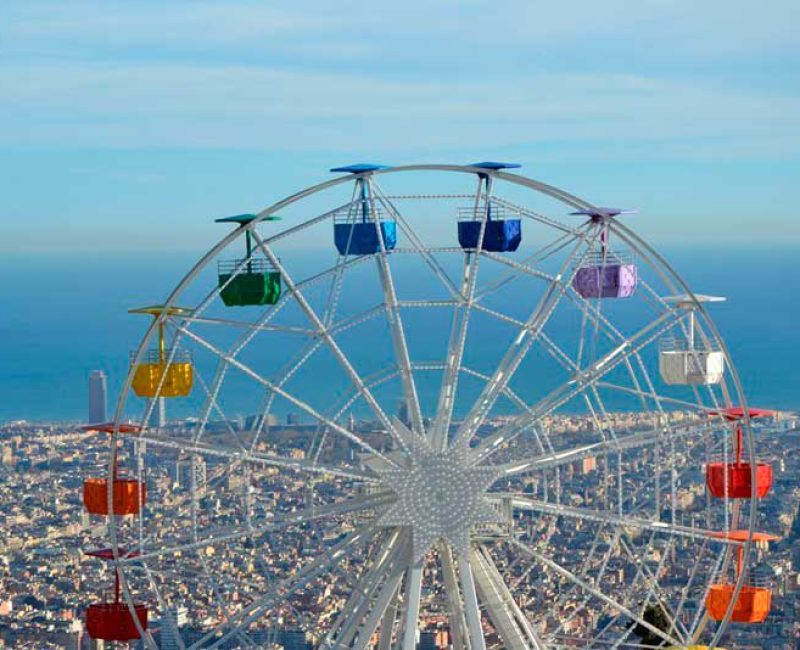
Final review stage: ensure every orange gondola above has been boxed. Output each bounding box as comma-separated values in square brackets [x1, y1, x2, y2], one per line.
[706, 531, 778, 624]
[83, 477, 145, 516]
[706, 585, 771, 623]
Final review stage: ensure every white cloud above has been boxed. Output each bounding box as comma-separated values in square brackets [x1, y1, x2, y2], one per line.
[0, 0, 797, 161]
[0, 58, 798, 160]
[3, 0, 798, 63]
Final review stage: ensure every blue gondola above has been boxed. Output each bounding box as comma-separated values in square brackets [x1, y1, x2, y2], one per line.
[457, 204, 521, 252]
[458, 161, 522, 252]
[334, 219, 397, 255]
[330, 163, 397, 256]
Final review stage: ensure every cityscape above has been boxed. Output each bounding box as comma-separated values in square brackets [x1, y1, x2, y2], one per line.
[2, 375, 799, 648]
[0, 402, 800, 648]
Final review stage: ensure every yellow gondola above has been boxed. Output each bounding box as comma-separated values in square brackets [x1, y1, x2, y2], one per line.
[129, 306, 193, 398]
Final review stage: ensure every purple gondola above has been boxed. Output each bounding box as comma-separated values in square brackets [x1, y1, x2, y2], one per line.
[573, 251, 637, 299]
[571, 208, 638, 299]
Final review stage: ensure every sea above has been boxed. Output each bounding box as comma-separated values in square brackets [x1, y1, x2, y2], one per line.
[0, 244, 798, 423]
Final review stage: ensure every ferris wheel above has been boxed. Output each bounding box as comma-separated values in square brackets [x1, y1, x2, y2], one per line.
[82, 163, 779, 649]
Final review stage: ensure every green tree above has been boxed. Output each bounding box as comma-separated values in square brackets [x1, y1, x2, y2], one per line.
[632, 603, 671, 647]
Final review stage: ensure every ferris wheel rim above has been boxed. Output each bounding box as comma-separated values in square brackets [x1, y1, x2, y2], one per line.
[104, 163, 760, 648]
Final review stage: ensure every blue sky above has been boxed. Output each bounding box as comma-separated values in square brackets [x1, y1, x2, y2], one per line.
[1, 1, 799, 251]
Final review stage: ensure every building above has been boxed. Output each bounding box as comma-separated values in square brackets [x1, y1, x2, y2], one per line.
[279, 629, 311, 650]
[157, 606, 188, 649]
[147, 397, 166, 428]
[397, 400, 411, 428]
[245, 413, 278, 431]
[171, 455, 207, 492]
[88, 371, 107, 423]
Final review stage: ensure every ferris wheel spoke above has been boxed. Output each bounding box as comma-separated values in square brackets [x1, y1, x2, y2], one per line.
[366, 178, 425, 434]
[351, 561, 406, 650]
[247, 338, 325, 452]
[328, 302, 385, 336]
[596, 380, 715, 411]
[454, 231, 600, 450]
[509, 539, 683, 647]
[546, 432, 727, 641]
[474, 230, 581, 304]
[173, 313, 315, 335]
[259, 200, 356, 246]
[541, 526, 623, 642]
[177, 325, 399, 466]
[471, 545, 543, 649]
[430, 174, 494, 451]
[322, 530, 403, 648]
[470, 302, 580, 387]
[248, 292, 380, 452]
[194, 526, 375, 649]
[440, 542, 469, 650]
[191, 363, 251, 453]
[250, 230, 408, 453]
[597, 532, 679, 649]
[178, 254, 380, 451]
[671, 538, 711, 639]
[373, 185, 463, 300]
[491, 195, 584, 237]
[473, 305, 684, 464]
[399, 561, 424, 650]
[616, 535, 691, 643]
[496, 417, 705, 478]
[502, 496, 737, 546]
[480, 249, 558, 284]
[126, 493, 389, 565]
[458, 550, 488, 650]
[458, 365, 544, 445]
[134, 427, 379, 482]
[563, 283, 669, 394]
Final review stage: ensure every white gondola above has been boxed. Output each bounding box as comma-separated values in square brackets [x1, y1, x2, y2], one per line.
[659, 294, 726, 385]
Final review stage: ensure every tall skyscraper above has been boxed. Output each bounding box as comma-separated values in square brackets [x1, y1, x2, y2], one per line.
[157, 606, 188, 650]
[147, 397, 166, 428]
[88, 370, 107, 423]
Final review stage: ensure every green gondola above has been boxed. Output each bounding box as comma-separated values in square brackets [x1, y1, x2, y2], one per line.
[216, 214, 282, 307]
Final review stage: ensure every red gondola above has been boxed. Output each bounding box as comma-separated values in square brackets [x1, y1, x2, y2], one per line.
[81, 422, 142, 435]
[84, 549, 148, 641]
[706, 407, 774, 500]
[86, 602, 148, 641]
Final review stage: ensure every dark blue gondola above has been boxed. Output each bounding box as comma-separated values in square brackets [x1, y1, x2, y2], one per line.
[334, 219, 397, 255]
[330, 163, 397, 256]
[458, 161, 522, 252]
[457, 204, 521, 252]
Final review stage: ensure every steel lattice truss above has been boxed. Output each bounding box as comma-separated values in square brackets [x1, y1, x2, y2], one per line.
[101, 165, 761, 649]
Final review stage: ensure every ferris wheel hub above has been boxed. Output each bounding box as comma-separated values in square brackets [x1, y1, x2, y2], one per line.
[375, 442, 502, 564]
